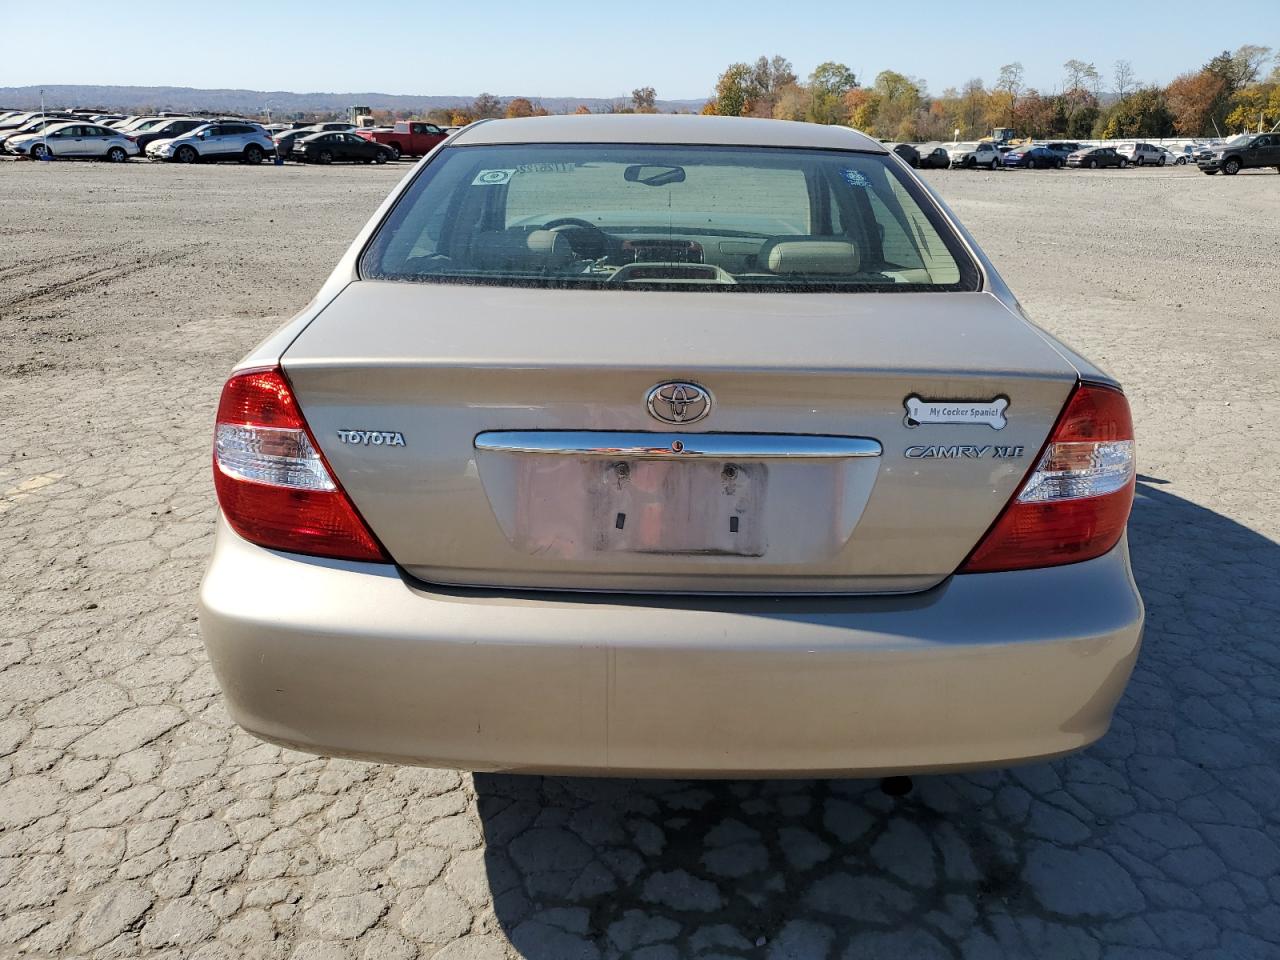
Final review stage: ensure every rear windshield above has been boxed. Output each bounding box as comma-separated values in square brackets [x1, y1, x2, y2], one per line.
[360, 143, 979, 292]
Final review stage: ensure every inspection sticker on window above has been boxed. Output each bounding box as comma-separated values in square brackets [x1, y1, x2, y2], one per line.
[472, 169, 516, 186]
[841, 168, 871, 188]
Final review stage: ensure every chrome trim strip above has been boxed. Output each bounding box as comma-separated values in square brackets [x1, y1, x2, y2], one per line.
[474, 431, 882, 460]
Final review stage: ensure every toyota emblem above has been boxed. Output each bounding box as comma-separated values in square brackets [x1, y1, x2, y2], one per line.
[646, 381, 712, 424]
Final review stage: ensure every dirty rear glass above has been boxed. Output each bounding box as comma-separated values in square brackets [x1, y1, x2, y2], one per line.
[361, 144, 980, 292]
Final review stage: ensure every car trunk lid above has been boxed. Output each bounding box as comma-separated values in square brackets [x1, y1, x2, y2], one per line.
[281, 280, 1078, 593]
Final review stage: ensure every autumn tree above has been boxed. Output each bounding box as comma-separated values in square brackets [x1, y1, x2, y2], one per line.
[843, 88, 879, 132]
[772, 83, 808, 121]
[994, 62, 1024, 126]
[471, 93, 502, 119]
[1062, 59, 1101, 130]
[1166, 70, 1228, 135]
[747, 55, 797, 116]
[573, 104, 592, 115]
[1224, 82, 1280, 132]
[959, 78, 988, 138]
[631, 86, 657, 113]
[505, 97, 535, 118]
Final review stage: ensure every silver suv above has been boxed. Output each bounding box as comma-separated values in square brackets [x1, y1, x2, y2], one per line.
[146, 120, 273, 164]
[1116, 142, 1165, 166]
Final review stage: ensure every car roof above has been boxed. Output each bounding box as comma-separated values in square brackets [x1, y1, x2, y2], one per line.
[450, 115, 887, 152]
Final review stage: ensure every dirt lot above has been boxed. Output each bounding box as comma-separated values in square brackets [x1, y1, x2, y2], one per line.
[1, 158, 1279, 960]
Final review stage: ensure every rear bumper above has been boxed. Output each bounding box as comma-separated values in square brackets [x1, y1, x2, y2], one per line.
[199, 517, 1143, 777]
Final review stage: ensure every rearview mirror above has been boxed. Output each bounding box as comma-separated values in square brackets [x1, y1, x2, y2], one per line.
[624, 164, 685, 186]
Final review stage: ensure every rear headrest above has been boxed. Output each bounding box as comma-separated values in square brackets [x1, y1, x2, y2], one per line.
[760, 237, 861, 275]
[473, 229, 573, 272]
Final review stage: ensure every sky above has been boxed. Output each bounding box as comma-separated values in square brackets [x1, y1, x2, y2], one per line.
[0, 0, 1275, 100]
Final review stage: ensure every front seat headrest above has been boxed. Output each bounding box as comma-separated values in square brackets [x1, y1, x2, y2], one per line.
[760, 237, 861, 275]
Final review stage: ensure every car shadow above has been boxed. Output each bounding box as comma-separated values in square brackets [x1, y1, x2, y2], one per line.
[473, 479, 1280, 958]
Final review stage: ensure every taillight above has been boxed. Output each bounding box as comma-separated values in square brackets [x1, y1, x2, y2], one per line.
[213, 366, 388, 562]
[960, 382, 1135, 573]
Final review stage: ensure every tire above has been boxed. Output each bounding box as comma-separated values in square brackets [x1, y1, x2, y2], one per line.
[1158, 156, 1166, 167]
[106, 146, 128, 163]
[1088, 159, 1099, 169]
[1222, 158, 1240, 176]
[31, 142, 50, 160]
[387, 143, 401, 161]
[1026, 158, 1036, 170]
[176, 145, 198, 164]
[1119, 159, 1128, 168]
[242, 144, 263, 164]
[1135, 157, 1143, 166]
[374, 152, 387, 165]
[989, 159, 998, 171]
[317, 150, 333, 165]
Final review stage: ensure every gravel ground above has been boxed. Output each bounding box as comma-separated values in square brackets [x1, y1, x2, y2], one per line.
[1, 158, 1279, 960]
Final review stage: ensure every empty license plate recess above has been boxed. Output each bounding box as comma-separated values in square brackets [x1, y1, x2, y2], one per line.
[590, 459, 766, 556]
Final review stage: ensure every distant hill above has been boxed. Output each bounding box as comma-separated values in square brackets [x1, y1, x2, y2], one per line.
[0, 85, 707, 117]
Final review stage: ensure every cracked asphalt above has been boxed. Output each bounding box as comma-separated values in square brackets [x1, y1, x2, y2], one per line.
[1, 159, 1278, 959]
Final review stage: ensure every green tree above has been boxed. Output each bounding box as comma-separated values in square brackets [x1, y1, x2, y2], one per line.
[713, 63, 754, 117]
[871, 70, 923, 138]
[807, 61, 857, 124]
[1101, 87, 1174, 138]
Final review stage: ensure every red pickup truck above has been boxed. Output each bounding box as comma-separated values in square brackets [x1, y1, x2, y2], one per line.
[356, 121, 447, 160]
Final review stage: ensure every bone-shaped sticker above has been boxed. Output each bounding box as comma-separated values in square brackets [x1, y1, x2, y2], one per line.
[904, 396, 1008, 430]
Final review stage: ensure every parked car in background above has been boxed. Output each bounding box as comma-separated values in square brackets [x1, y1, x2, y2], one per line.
[357, 120, 447, 159]
[916, 145, 950, 169]
[1067, 146, 1127, 169]
[947, 141, 1000, 169]
[7, 122, 139, 161]
[292, 131, 395, 164]
[914, 145, 949, 169]
[1197, 133, 1280, 175]
[1001, 146, 1063, 169]
[0, 111, 42, 131]
[200, 115, 1142, 778]
[0, 115, 77, 148]
[129, 117, 207, 152]
[1044, 142, 1081, 158]
[890, 143, 920, 168]
[146, 121, 274, 164]
[116, 116, 167, 133]
[273, 127, 317, 158]
[1115, 142, 1164, 166]
[1156, 147, 1188, 166]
